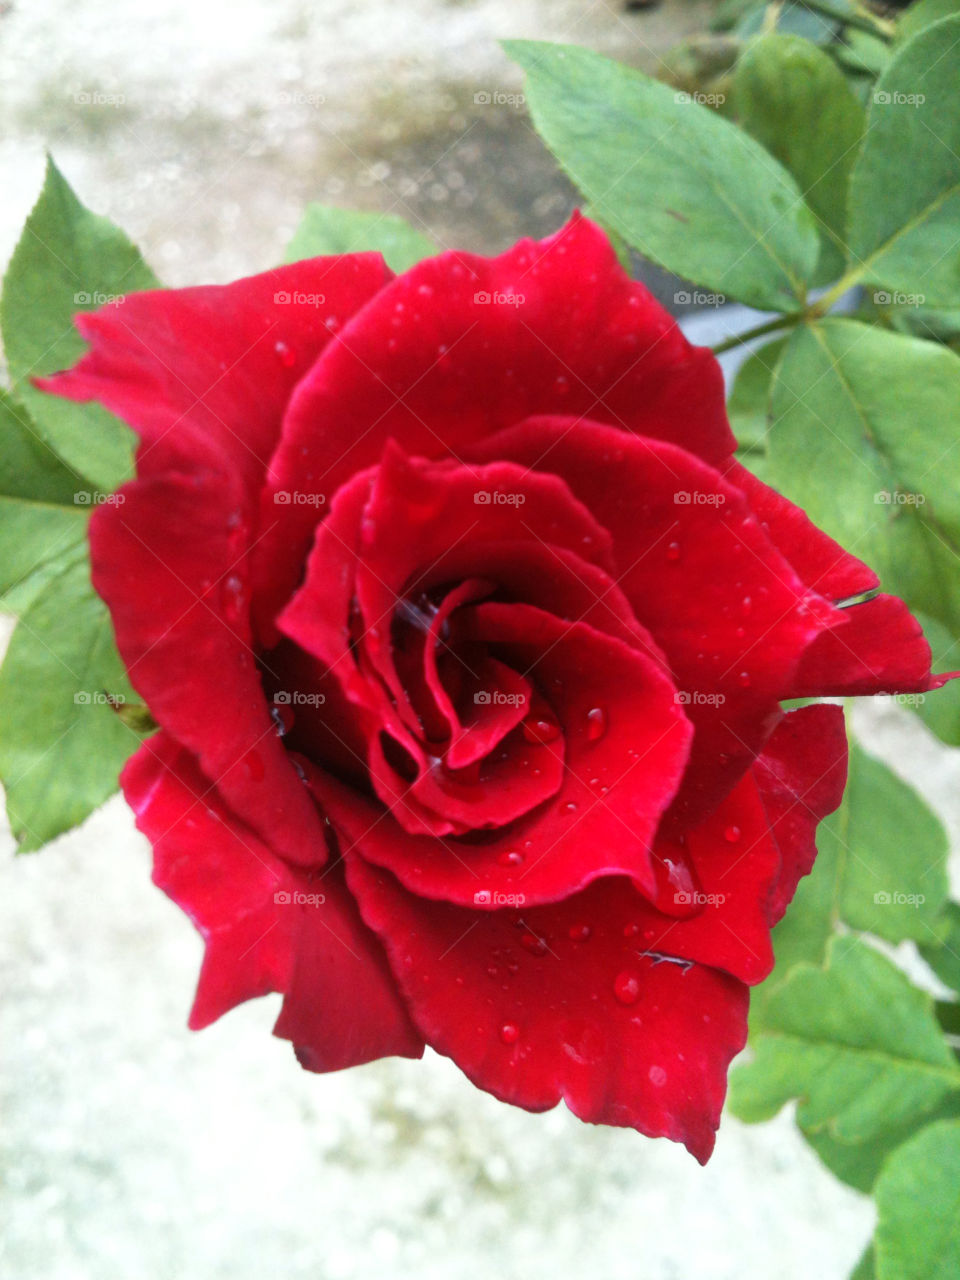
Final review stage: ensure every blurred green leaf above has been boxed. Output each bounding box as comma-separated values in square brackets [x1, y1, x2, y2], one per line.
[736, 1, 838, 44]
[920, 902, 960, 993]
[752, 735, 949, 1023]
[284, 204, 437, 273]
[834, 31, 893, 77]
[847, 18, 960, 306]
[0, 388, 89, 614]
[0, 557, 145, 850]
[767, 319, 960, 742]
[730, 938, 960, 1140]
[802, 1094, 960, 1193]
[504, 39, 820, 311]
[728, 336, 787, 453]
[897, 0, 960, 44]
[733, 35, 864, 285]
[1, 157, 159, 493]
[874, 1120, 960, 1279]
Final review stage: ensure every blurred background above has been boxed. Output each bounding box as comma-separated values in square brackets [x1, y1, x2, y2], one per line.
[1, 2, 957, 1277]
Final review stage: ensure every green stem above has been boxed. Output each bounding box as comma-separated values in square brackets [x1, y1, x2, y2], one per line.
[710, 312, 801, 356]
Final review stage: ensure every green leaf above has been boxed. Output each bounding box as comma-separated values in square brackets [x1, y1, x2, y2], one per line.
[766, 320, 960, 728]
[897, 0, 960, 44]
[754, 735, 949, 1011]
[847, 17, 960, 306]
[0, 557, 145, 850]
[730, 938, 960, 1141]
[503, 39, 820, 311]
[910, 611, 960, 745]
[1, 156, 160, 493]
[736, 1, 839, 45]
[733, 35, 865, 285]
[834, 31, 893, 78]
[920, 902, 960, 994]
[728, 336, 787, 453]
[874, 1120, 960, 1280]
[0, 389, 90, 613]
[851, 1245, 876, 1280]
[802, 1094, 960, 1193]
[284, 204, 437, 274]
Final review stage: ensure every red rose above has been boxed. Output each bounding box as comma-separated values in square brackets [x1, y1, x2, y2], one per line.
[43, 216, 944, 1160]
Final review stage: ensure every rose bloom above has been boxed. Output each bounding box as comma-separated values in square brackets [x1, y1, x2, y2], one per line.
[45, 216, 945, 1160]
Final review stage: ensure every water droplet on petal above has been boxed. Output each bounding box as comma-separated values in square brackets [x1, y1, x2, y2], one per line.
[585, 706, 607, 742]
[520, 931, 547, 957]
[243, 750, 265, 782]
[274, 340, 296, 368]
[523, 714, 561, 744]
[553, 375, 570, 396]
[563, 800, 579, 814]
[724, 825, 741, 843]
[613, 971, 641, 1005]
[666, 541, 681, 562]
[738, 671, 751, 688]
[649, 1064, 667, 1087]
[499, 1022, 520, 1045]
[497, 850, 524, 868]
[569, 923, 592, 943]
[622, 922, 640, 938]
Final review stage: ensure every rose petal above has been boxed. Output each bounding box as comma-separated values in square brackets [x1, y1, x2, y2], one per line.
[752, 703, 849, 923]
[346, 855, 747, 1162]
[254, 214, 732, 626]
[123, 732, 423, 1068]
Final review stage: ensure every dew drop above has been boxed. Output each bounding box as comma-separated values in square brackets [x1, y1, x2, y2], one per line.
[585, 706, 608, 742]
[724, 825, 741, 844]
[738, 671, 751, 688]
[622, 922, 640, 938]
[497, 850, 524, 868]
[499, 1022, 520, 1045]
[563, 800, 579, 814]
[274, 340, 296, 368]
[243, 750, 265, 782]
[613, 971, 641, 1005]
[649, 1064, 667, 1087]
[522, 715, 561, 744]
[553, 375, 570, 396]
[569, 923, 592, 943]
[666, 541, 681, 562]
[520, 931, 547, 957]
